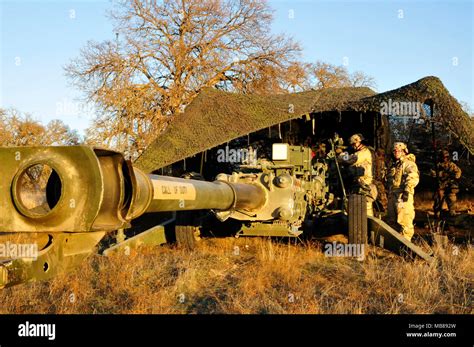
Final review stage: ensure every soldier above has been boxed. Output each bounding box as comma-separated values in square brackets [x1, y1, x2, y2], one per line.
[432, 149, 462, 217]
[314, 142, 327, 160]
[326, 135, 344, 203]
[386, 142, 419, 241]
[338, 133, 377, 216]
[374, 148, 388, 211]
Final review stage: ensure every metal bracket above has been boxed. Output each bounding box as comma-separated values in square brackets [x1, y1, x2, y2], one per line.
[0, 231, 105, 288]
[368, 216, 435, 264]
[102, 217, 174, 256]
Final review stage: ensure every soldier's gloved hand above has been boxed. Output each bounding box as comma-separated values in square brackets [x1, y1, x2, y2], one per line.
[401, 191, 410, 202]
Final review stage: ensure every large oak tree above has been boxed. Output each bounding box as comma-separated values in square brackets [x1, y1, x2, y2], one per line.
[66, 0, 304, 157]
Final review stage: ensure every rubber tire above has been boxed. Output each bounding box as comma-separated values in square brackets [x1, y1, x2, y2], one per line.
[348, 194, 368, 246]
[175, 211, 201, 250]
[175, 225, 201, 250]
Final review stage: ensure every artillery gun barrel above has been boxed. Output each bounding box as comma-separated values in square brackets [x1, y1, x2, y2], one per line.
[133, 170, 266, 214]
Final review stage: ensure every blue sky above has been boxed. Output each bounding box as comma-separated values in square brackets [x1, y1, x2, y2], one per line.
[1, 0, 472, 135]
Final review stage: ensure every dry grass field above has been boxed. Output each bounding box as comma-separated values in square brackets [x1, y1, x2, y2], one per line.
[1, 234, 472, 314]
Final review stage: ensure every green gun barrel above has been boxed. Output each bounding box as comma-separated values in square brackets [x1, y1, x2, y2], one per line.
[136, 172, 266, 214]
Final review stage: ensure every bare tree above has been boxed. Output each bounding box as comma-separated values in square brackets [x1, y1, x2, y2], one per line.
[460, 101, 474, 118]
[350, 70, 376, 88]
[232, 60, 311, 94]
[66, 0, 302, 157]
[310, 61, 376, 89]
[0, 108, 80, 146]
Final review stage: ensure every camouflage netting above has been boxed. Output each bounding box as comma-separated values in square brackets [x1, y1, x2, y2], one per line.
[135, 86, 375, 172]
[135, 76, 473, 172]
[350, 76, 474, 154]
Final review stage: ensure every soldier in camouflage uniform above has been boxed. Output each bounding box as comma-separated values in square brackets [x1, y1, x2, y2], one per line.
[374, 148, 388, 212]
[386, 142, 419, 241]
[338, 133, 377, 216]
[432, 149, 462, 217]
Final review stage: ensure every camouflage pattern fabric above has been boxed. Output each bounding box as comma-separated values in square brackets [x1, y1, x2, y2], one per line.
[338, 145, 376, 216]
[386, 153, 419, 241]
[433, 160, 462, 216]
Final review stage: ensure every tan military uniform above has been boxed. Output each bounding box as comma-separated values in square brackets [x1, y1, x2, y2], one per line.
[374, 151, 388, 211]
[433, 161, 462, 216]
[386, 153, 419, 241]
[339, 145, 376, 216]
